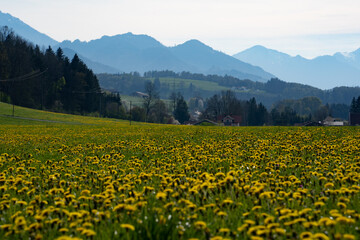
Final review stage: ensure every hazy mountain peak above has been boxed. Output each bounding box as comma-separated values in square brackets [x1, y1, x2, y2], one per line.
[0, 10, 24, 26]
[238, 45, 293, 58]
[234, 45, 360, 89]
[185, 39, 205, 45]
[170, 40, 274, 81]
[178, 39, 211, 49]
[93, 32, 164, 49]
[0, 11, 58, 47]
[249, 45, 268, 50]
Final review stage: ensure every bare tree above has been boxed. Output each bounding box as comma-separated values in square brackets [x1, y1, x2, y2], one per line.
[143, 81, 159, 122]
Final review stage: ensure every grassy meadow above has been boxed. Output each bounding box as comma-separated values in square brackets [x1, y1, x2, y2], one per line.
[0, 103, 360, 240]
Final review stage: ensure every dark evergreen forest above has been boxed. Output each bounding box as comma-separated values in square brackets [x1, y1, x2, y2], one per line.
[0, 26, 121, 117]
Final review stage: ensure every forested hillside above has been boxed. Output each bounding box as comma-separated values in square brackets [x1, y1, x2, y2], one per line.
[98, 71, 360, 108]
[0, 27, 121, 116]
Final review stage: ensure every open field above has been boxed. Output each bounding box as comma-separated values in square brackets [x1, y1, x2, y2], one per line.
[0, 102, 137, 126]
[0, 104, 360, 240]
[157, 77, 231, 92]
[121, 95, 173, 110]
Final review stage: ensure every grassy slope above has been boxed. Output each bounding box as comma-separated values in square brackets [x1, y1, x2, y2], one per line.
[121, 95, 173, 110]
[0, 102, 133, 125]
[157, 77, 230, 92]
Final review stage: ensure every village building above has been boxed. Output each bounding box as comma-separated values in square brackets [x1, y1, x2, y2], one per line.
[322, 116, 346, 126]
[218, 115, 242, 126]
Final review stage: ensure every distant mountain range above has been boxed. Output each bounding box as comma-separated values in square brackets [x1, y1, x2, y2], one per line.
[1, 10, 360, 89]
[56, 35, 274, 82]
[0, 11, 274, 82]
[234, 45, 360, 89]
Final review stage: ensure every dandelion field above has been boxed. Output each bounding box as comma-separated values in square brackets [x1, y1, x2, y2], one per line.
[1, 117, 360, 240]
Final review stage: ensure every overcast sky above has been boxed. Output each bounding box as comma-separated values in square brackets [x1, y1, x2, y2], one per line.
[2, 0, 360, 58]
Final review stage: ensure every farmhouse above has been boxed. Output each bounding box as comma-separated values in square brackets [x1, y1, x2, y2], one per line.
[322, 116, 346, 126]
[219, 115, 242, 126]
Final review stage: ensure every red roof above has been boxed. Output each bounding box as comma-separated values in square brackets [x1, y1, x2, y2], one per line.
[217, 115, 242, 123]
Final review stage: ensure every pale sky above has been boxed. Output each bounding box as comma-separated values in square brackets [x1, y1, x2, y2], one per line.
[2, 0, 360, 58]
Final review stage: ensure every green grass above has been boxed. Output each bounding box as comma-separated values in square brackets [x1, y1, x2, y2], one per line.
[121, 95, 173, 110]
[1, 104, 360, 240]
[155, 78, 267, 95]
[0, 101, 132, 125]
[121, 95, 145, 107]
[158, 77, 230, 92]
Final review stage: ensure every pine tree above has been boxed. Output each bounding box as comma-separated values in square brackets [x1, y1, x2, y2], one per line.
[174, 95, 190, 124]
[350, 97, 357, 113]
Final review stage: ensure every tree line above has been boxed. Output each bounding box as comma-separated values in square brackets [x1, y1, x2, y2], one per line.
[128, 81, 190, 124]
[98, 71, 360, 109]
[350, 96, 360, 113]
[0, 26, 121, 117]
[201, 91, 351, 126]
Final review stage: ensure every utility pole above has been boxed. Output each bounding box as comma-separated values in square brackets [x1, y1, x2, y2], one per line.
[12, 77, 14, 117]
[129, 101, 132, 125]
[41, 77, 44, 110]
[99, 93, 102, 118]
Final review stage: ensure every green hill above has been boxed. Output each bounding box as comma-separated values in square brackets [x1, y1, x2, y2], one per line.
[0, 102, 131, 125]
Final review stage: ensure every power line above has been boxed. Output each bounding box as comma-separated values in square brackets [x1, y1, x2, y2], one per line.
[71, 89, 103, 94]
[0, 69, 48, 117]
[0, 70, 39, 82]
[0, 69, 47, 82]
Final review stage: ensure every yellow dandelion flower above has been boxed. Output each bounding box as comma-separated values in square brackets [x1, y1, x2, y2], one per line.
[312, 233, 329, 240]
[121, 223, 135, 231]
[81, 229, 96, 237]
[113, 204, 125, 212]
[55, 236, 82, 240]
[314, 201, 325, 208]
[81, 190, 91, 196]
[343, 234, 356, 240]
[251, 206, 262, 211]
[14, 216, 27, 226]
[156, 192, 167, 200]
[194, 221, 206, 229]
[210, 236, 223, 240]
[249, 236, 264, 240]
[237, 224, 249, 233]
[300, 232, 313, 239]
[59, 228, 69, 233]
[337, 202, 347, 209]
[0, 224, 12, 231]
[217, 211, 227, 217]
[219, 228, 230, 233]
[273, 228, 286, 235]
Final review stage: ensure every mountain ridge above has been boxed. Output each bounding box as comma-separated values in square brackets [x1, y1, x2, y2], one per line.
[2, 10, 360, 89]
[56, 34, 274, 81]
[0, 10, 58, 47]
[234, 45, 360, 89]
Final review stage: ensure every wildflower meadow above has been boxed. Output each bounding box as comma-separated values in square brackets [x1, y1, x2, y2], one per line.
[0, 119, 360, 240]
